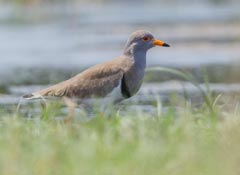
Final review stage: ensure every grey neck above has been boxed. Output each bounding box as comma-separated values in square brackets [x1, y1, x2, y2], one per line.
[124, 45, 147, 69]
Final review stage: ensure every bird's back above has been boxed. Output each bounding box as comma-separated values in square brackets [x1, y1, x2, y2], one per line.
[24, 56, 134, 101]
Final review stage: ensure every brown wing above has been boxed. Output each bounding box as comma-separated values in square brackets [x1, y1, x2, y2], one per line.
[31, 58, 125, 99]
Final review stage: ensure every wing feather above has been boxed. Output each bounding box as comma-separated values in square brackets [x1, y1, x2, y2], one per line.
[28, 59, 125, 99]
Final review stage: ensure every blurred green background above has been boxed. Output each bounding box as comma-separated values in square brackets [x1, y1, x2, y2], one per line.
[0, 1, 240, 175]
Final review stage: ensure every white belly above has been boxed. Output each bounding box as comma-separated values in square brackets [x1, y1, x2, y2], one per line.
[103, 80, 125, 104]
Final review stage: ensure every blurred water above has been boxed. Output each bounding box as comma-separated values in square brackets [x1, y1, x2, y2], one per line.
[0, 1, 240, 71]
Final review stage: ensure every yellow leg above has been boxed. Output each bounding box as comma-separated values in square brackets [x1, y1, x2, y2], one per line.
[100, 112, 105, 118]
[63, 97, 76, 124]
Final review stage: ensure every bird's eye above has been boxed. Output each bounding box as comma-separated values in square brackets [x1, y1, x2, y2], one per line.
[142, 36, 150, 42]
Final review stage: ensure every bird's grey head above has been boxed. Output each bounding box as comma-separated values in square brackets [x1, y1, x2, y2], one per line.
[123, 30, 170, 56]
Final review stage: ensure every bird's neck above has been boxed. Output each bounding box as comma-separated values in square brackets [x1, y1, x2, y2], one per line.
[121, 48, 147, 97]
[133, 51, 146, 69]
[124, 46, 147, 69]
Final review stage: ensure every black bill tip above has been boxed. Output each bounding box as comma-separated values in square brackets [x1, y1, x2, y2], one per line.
[163, 43, 170, 47]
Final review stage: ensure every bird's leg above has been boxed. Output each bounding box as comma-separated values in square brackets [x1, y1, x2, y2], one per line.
[99, 112, 105, 118]
[98, 100, 118, 119]
[40, 96, 48, 120]
[63, 97, 76, 124]
[116, 104, 123, 117]
[15, 98, 24, 118]
[40, 101, 47, 109]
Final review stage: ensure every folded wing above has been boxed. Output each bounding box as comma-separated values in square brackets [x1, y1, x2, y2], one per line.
[23, 60, 125, 100]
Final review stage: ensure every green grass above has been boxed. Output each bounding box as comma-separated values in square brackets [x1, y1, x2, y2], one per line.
[0, 67, 238, 175]
[0, 100, 240, 175]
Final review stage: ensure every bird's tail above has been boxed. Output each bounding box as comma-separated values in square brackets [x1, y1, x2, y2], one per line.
[22, 93, 42, 100]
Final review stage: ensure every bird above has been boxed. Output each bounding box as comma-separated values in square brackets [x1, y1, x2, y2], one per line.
[23, 30, 170, 104]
